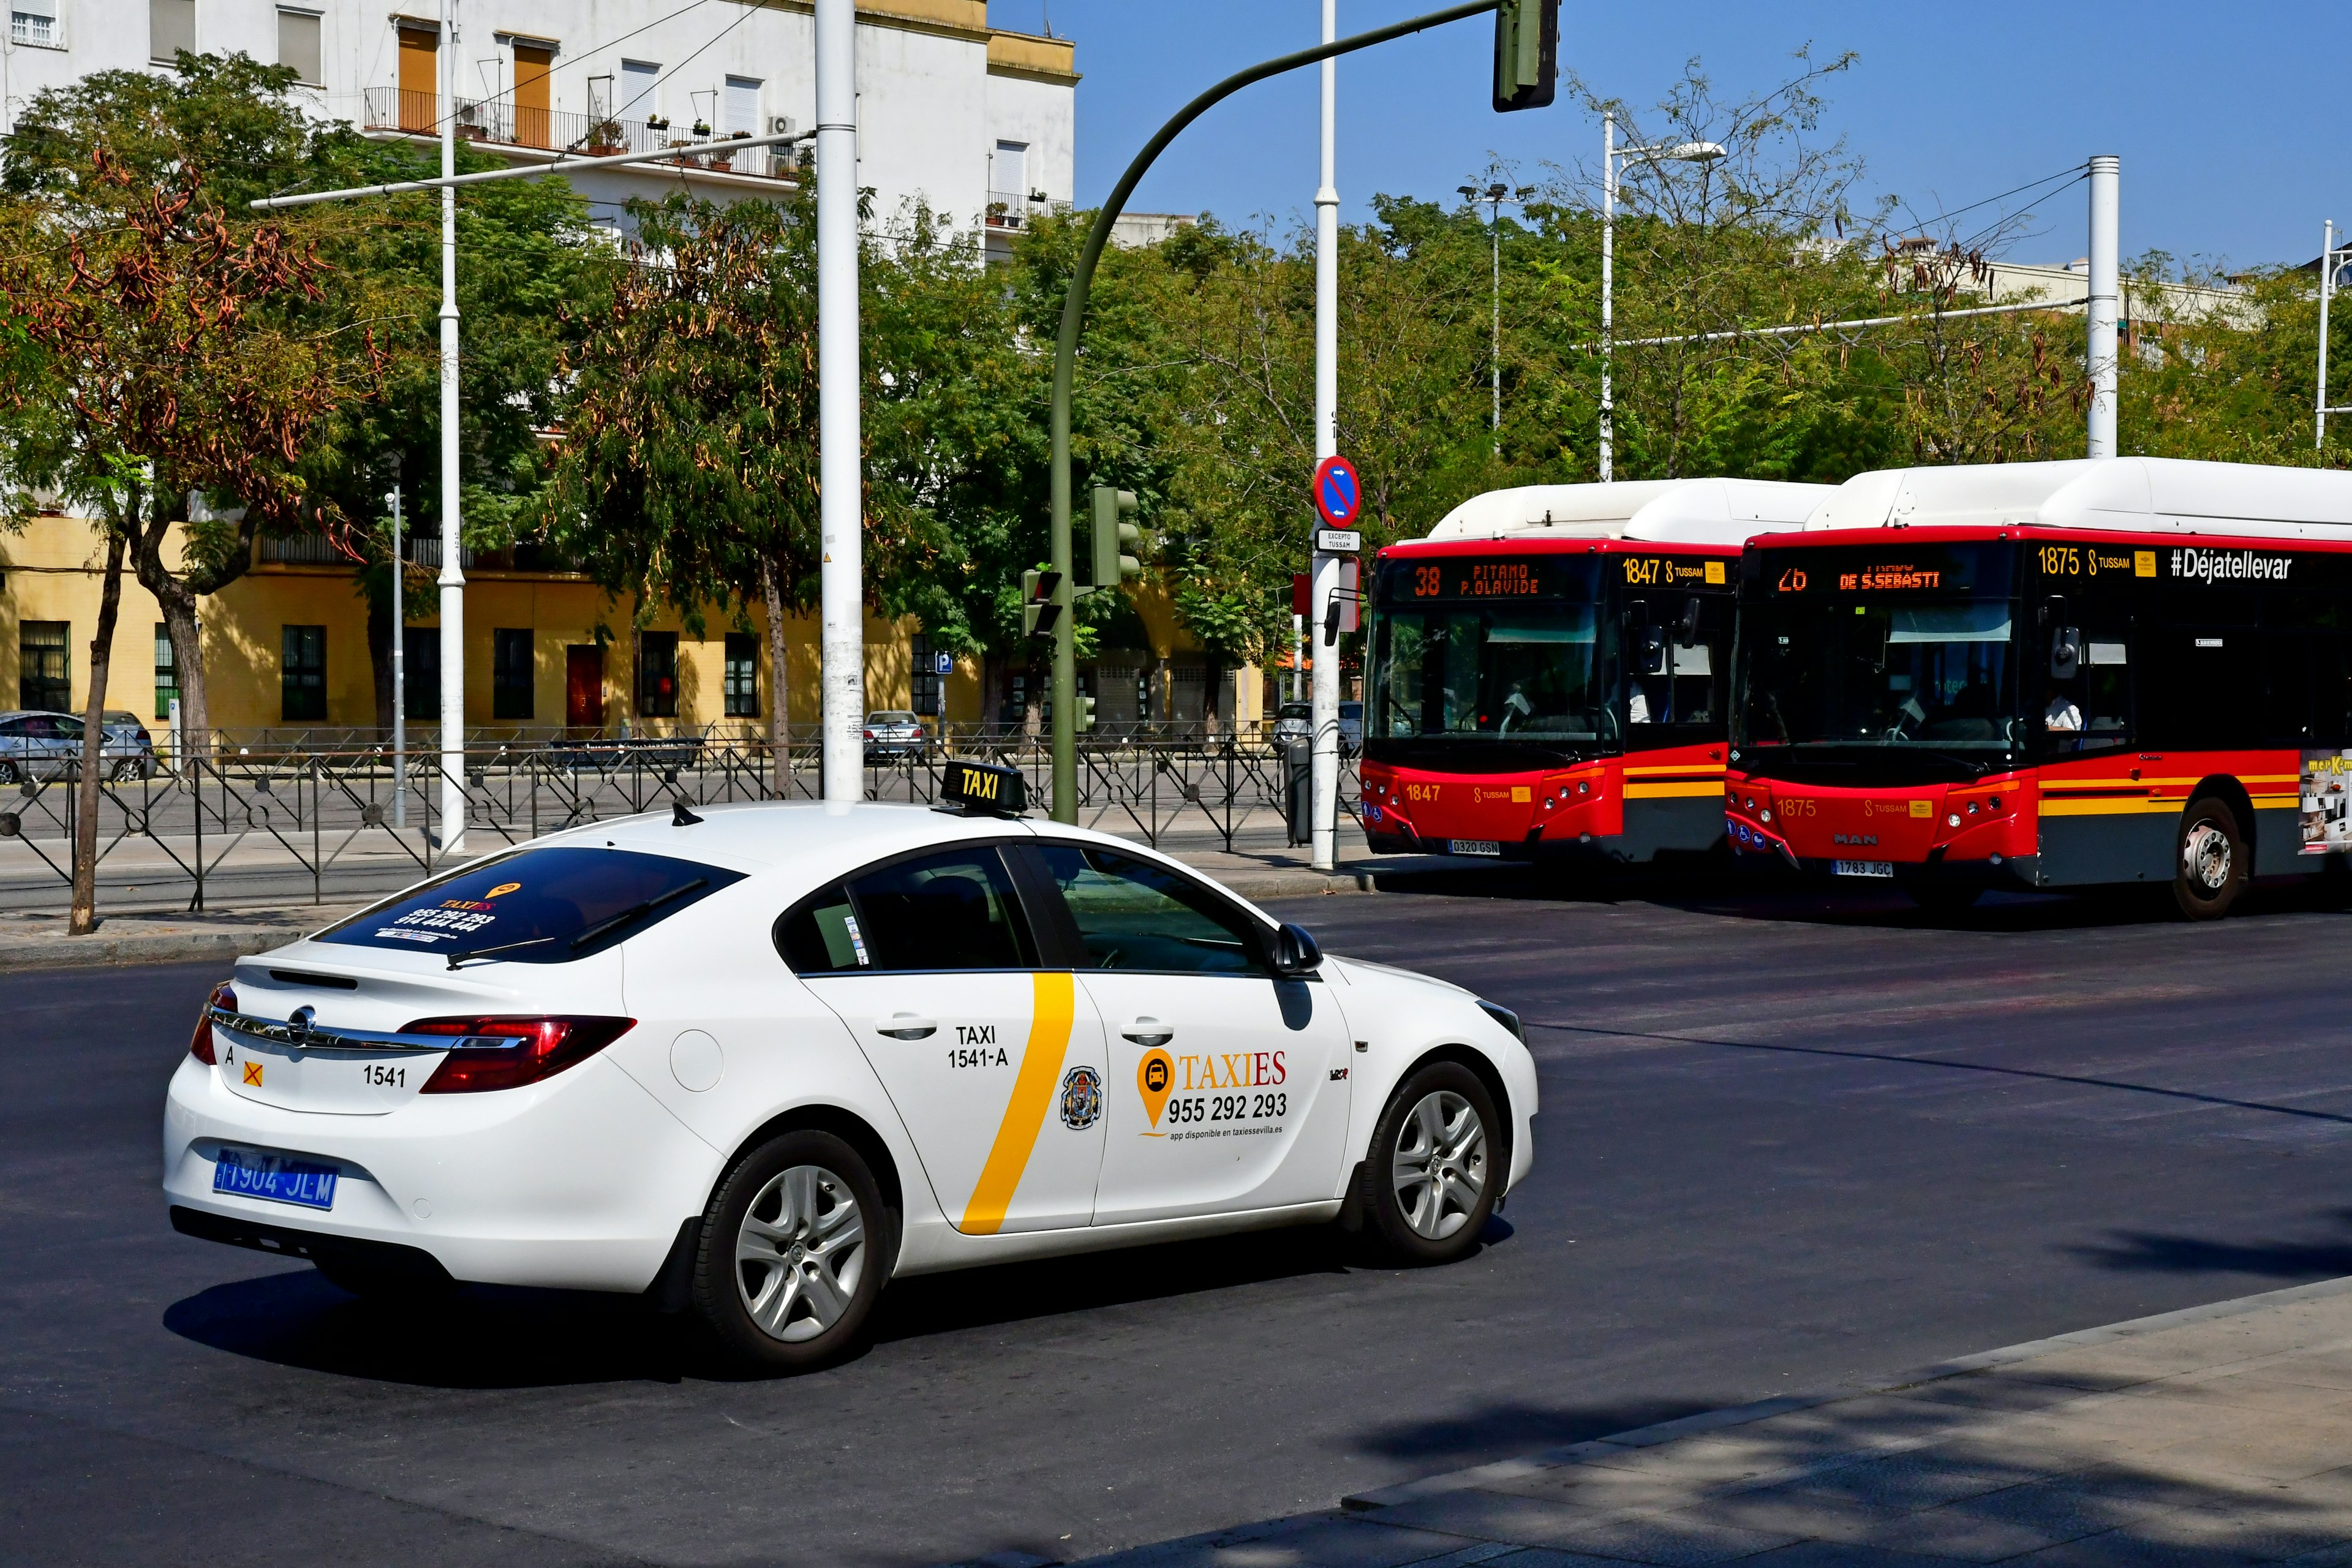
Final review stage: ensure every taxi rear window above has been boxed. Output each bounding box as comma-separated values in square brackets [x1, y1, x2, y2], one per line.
[318, 846, 742, 962]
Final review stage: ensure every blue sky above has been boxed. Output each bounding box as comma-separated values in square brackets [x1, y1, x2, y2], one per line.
[987, 2, 2339, 271]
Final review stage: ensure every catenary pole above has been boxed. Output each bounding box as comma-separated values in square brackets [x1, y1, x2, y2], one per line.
[816, 0, 862, 802]
[2086, 154, 2120, 459]
[436, 0, 465, 858]
[1599, 110, 1614, 482]
[1047, 0, 1498, 824]
[391, 482, 406, 831]
[1310, 0, 1341, 870]
[2320, 219, 2335, 451]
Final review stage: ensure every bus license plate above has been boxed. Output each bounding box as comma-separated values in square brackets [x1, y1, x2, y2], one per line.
[1833, 859, 1894, 879]
[1449, 840, 1502, 857]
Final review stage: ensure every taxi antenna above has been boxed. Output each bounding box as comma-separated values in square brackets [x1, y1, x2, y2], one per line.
[673, 800, 704, 826]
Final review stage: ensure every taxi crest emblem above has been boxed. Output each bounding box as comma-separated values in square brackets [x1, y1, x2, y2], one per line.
[1058, 1065, 1103, 1130]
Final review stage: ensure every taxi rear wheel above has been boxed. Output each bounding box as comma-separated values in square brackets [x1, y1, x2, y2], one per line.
[693, 1129, 888, 1374]
[1363, 1062, 1499, 1265]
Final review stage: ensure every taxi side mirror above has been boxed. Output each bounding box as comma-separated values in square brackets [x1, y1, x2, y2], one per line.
[1271, 922, 1322, 976]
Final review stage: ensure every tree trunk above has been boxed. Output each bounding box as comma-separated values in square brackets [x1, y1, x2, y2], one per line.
[70, 529, 129, 936]
[156, 590, 208, 754]
[761, 556, 791, 798]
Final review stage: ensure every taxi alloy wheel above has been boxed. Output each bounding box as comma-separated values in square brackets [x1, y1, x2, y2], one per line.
[736, 1164, 864, 1343]
[2173, 796, 2247, 921]
[694, 1129, 889, 1373]
[1365, 1062, 1499, 1265]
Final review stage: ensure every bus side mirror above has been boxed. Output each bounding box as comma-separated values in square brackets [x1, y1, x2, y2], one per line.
[1677, 596, 1703, 649]
[1636, 624, 1667, 675]
[2051, 627, 2081, 680]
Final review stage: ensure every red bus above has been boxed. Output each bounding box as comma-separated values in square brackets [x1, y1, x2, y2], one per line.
[1726, 458, 2352, 917]
[1359, 480, 1833, 867]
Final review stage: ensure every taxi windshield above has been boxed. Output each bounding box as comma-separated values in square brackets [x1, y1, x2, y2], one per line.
[318, 846, 742, 961]
[1367, 556, 1608, 747]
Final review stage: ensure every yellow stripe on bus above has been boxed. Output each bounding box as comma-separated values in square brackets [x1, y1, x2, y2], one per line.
[959, 971, 1076, 1236]
[1625, 781, 1725, 799]
[2039, 799, 2181, 817]
[1623, 764, 1726, 777]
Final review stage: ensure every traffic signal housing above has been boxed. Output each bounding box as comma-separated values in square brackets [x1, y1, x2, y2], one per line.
[1493, 0, 1558, 113]
[1090, 486, 1142, 589]
[1021, 568, 1063, 637]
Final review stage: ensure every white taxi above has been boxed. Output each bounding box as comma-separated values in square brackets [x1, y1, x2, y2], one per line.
[164, 764, 1536, 1372]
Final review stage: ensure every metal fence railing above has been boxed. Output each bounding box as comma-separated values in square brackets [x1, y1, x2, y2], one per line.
[0, 732, 1359, 914]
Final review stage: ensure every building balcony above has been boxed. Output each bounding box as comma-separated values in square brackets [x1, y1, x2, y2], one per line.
[360, 88, 799, 183]
[986, 188, 1047, 230]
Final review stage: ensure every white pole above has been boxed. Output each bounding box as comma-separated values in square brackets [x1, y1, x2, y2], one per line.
[2086, 153, 2120, 460]
[2320, 219, 2335, 451]
[816, 0, 863, 802]
[1599, 111, 1614, 483]
[1291, 612, 1303, 703]
[436, 0, 466, 858]
[1490, 200, 1501, 454]
[1310, 0, 1340, 874]
[390, 483, 406, 831]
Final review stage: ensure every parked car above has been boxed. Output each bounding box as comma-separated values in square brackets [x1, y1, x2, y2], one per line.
[0, 709, 155, 783]
[1272, 702, 1311, 748]
[1266, 701, 1360, 756]
[862, 711, 930, 762]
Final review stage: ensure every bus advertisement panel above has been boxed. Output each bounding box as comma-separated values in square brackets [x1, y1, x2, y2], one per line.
[1725, 528, 2352, 916]
[1360, 538, 1738, 864]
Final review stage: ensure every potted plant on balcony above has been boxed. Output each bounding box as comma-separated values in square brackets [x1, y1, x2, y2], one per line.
[584, 118, 625, 156]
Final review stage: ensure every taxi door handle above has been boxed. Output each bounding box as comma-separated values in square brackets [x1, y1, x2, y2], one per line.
[876, 1014, 937, 1041]
[1121, 1018, 1175, 1047]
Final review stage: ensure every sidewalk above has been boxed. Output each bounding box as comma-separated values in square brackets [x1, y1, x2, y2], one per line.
[1061, 1275, 2352, 1567]
[0, 832, 1462, 971]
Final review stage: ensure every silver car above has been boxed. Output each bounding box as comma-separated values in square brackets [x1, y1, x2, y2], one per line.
[861, 710, 930, 762]
[0, 710, 158, 783]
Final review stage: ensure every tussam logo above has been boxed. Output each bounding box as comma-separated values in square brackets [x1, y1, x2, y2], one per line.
[2172, 547, 2293, 584]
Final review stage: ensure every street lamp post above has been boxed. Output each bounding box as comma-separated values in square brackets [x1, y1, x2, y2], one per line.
[1459, 179, 1529, 458]
[1599, 114, 1723, 482]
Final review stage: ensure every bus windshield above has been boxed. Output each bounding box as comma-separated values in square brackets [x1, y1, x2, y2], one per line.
[1367, 555, 1609, 754]
[1736, 543, 2022, 762]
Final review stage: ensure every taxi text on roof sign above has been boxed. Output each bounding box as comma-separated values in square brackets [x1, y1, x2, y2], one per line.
[938, 759, 1027, 817]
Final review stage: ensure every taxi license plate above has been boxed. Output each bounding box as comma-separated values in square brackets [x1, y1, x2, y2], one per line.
[1834, 859, 1895, 879]
[1449, 840, 1502, 857]
[212, 1147, 339, 1210]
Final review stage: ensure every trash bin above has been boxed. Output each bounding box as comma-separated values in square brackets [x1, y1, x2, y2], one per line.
[1284, 740, 1311, 846]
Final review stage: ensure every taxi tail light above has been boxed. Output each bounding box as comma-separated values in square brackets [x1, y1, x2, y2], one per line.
[189, 980, 233, 1065]
[406, 1016, 636, 1094]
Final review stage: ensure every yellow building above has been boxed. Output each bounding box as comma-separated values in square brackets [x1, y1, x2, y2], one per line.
[0, 514, 1264, 742]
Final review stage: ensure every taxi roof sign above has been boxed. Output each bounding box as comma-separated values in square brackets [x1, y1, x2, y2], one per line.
[936, 758, 1027, 818]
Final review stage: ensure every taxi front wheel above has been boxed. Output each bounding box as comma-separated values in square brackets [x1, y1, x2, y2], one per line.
[692, 1129, 890, 1374]
[1360, 1063, 1499, 1265]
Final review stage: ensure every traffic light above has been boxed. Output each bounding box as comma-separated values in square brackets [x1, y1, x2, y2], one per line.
[1492, 0, 1558, 113]
[1077, 695, 1097, 733]
[1021, 568, 1063, 637]
[1090, 486, 1142, 589]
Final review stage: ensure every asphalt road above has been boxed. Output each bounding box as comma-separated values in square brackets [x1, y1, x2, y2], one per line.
[10, 872, 2352, 1567]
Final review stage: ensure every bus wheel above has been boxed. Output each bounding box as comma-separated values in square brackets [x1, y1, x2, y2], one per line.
[2173, 797, 2247, 921]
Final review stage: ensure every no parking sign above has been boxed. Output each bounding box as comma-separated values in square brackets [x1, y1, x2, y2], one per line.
[1311, 454, 1361, 532]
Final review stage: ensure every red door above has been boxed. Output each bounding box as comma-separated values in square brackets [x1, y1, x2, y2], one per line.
[566, 646, 604, 730]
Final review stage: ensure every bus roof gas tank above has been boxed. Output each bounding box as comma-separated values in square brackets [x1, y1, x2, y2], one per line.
[1795, 457, 2352, 542]
[1426, 478, 1837, 548]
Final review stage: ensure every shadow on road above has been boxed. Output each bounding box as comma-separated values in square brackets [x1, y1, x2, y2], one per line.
[2069, 1211, 2352, 1280]
[164, 1217, 1512, 1389]
[1344, 856, 2352, 936]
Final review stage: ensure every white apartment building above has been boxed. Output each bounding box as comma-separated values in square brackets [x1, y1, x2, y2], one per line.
[0, 0, 1076, 244]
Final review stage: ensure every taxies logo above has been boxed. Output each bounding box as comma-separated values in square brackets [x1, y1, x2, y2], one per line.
[1135, 1046, 1288, 1129]
[2173, 547, 2292, 584]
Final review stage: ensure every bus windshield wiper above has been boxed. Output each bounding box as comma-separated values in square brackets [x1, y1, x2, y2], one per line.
[566, 878, 709, 952]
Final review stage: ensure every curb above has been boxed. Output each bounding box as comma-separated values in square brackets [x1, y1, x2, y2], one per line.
[0, 922, 318, 973]
[1218, 869, 1378, 902]
[1341, 1272, 2352, 1512]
